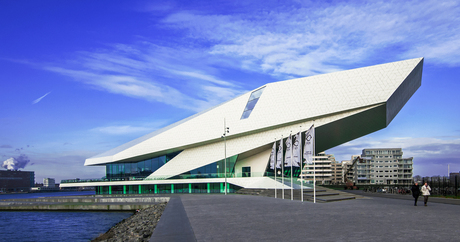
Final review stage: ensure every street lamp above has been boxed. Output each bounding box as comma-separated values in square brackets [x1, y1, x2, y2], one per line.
[221, 119, 230, 195]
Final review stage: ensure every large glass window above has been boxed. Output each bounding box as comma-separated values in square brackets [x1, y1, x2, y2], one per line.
[241, 87, 265, 119]
[159, 155, 166, 164]
[106, 164, 112, 178]
[137, 161, 144, 173]
[152, 157, 159, 171]
[172, 155, 238, 179]
[145, 159, 152, 172]
[104, 151, 182, 180]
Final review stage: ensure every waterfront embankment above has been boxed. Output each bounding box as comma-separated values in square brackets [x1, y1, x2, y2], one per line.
[92, 202, 167, 242]
[0, 194, 170, 211]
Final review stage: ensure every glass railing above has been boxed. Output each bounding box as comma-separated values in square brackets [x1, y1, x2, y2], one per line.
[61, 172, 278, 184]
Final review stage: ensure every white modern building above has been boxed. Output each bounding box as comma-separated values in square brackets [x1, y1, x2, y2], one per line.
[61, 58, 424, 194]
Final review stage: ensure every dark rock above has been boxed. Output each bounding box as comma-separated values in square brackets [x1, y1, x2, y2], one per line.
[91, 202, 167, 242]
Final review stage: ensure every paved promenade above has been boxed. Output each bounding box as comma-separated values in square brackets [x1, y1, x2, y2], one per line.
[151, 192, 460, 242]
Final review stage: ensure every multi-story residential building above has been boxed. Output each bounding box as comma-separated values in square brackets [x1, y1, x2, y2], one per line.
[357, 148, 413, 185]
[342, 155, 359, 184]
[302, 152, 335, 185]
[331, 161, 343, 185]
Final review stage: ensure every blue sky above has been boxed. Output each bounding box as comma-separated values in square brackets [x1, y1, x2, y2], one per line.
[1, 0, 459, 183]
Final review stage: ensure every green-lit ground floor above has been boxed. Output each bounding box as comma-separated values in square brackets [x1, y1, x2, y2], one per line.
[96, 182, 241, 195]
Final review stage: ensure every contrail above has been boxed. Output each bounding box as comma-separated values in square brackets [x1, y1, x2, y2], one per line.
[32, 92, 51, 104]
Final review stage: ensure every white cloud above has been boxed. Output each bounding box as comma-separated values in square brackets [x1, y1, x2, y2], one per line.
[43, 43, 246, 112]
[90, 125, 154, 135]
[162, 0, 460, 76]
[36, 0, 460, 114]
[32, 92, 51, 104]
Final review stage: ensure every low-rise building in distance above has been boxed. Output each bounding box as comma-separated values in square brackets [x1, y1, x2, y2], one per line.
[43, 178, 56, 188]
[0, 170, 35, 192]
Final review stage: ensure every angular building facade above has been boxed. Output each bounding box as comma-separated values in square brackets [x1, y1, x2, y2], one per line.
[61, 58, 424, 194]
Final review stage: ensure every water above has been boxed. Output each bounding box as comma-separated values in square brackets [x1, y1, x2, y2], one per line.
[0, 192, 133, 242]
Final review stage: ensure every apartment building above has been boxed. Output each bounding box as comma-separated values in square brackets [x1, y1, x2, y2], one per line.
[331, 161, 343, 185]
[342, 155, 359, 184]
[356, 148, 413, 185]
[302, 152, 335, 185]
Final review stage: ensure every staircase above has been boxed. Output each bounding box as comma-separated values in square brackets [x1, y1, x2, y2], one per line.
[236, 186, 363, 202]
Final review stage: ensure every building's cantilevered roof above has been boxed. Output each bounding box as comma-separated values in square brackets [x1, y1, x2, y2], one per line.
[85, 58, 423, 179]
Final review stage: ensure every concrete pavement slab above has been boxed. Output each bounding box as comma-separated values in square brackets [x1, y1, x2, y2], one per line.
[177, 194, 460, 242]
[150, 196, 196, 242]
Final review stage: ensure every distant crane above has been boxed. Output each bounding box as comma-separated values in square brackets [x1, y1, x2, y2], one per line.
[343, 156, 371, 189]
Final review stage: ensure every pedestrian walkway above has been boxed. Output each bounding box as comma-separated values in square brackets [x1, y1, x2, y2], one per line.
[151, 193, 460, 241]
[346, 190, 460, 205]
[150, 196, 195, 242]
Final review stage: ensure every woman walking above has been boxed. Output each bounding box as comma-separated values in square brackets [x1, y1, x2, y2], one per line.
[421, 182, 431, 206]
[411, 182, 420, 206]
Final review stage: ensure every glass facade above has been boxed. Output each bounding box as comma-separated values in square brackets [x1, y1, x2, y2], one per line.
[105, 151, 181, 180]
[95, 183, 239, 195]
[241, 87, 265, 119]
[171, 155, 238, 179]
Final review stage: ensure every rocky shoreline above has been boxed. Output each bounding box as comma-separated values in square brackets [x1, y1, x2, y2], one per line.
[92, 202, 167, 242]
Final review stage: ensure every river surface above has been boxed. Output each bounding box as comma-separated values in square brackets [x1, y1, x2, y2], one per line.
[0, 191, 133, 242]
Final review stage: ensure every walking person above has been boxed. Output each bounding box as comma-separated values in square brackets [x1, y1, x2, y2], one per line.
[411, 182, 420, 206]
[421, 182, 431, 206]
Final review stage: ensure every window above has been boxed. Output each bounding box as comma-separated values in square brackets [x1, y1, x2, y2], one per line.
[241, 87, 265, 119]
[242, 167, 251, 177]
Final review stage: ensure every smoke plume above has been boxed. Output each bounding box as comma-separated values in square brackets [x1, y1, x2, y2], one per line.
[2, 154, 30, 170]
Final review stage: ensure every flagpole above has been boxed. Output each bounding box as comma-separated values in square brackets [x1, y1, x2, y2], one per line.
[281, 135, 284, 200]
[300, 126, 303, 202]
[313, 124, 316, 204]
[274, 138, 277, 199]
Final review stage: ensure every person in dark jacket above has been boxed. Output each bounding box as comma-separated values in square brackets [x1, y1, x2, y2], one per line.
[411, 182, 420, 206]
